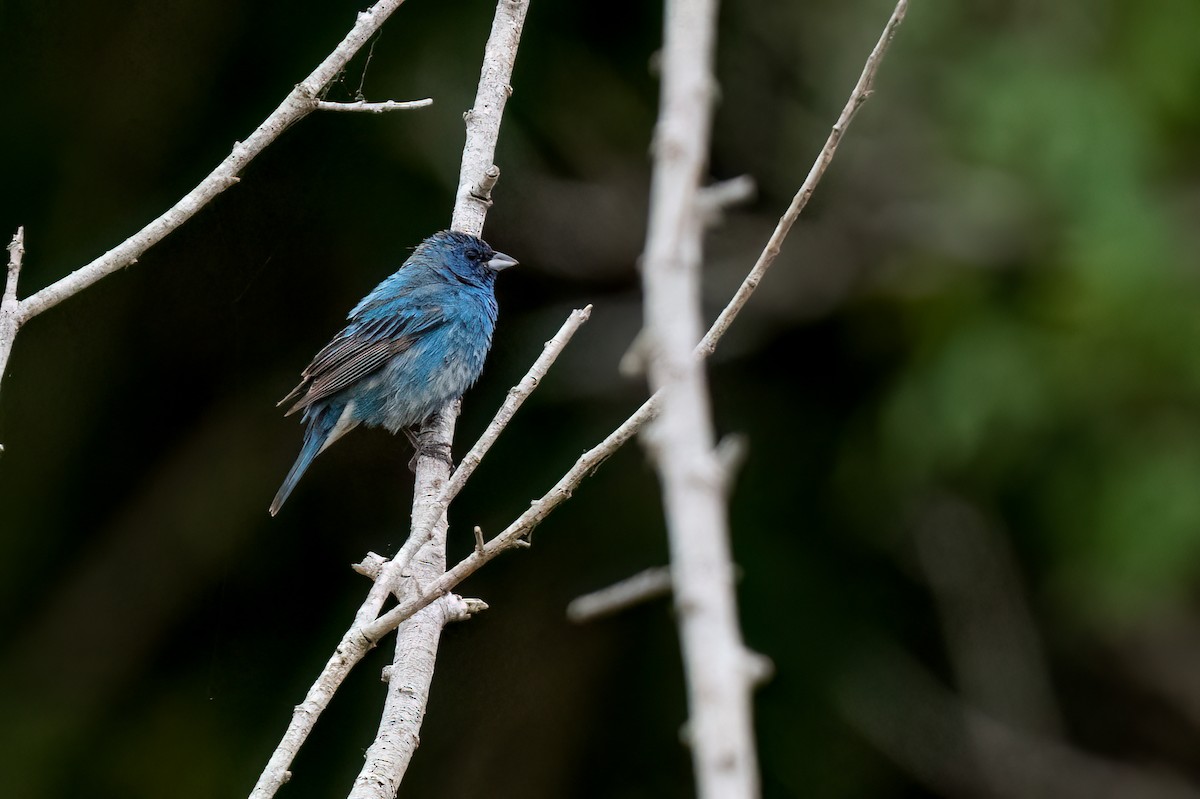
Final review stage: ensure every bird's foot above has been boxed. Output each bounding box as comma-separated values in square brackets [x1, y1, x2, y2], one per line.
[405, 427, 454, 472]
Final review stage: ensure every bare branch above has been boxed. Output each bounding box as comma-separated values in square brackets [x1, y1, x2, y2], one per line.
[348, 589, 450, 799]
[451, 0, 527, 235]
[351, 552, 390, 581]
[315, 98, 433, 113]
[359, 396, 654, 641]
[567, 567, 673, 623]
[349, 1, 532, 795]
[2, 228, 21, 308]
[248, 625, 378, 799]
[390, 304, 592, 577]
[697, 0, 909, 358]
[642, 0, 760, 791]
[468, 164, 502, 207]
[697, 174, 757, 225]
[16, 0, 414, 327]
[0, 227, 25, 447]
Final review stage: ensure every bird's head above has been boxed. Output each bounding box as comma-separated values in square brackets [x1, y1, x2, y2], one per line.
[419, 230, 518, 284]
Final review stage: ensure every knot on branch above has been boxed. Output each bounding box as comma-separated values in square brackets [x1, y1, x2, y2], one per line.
[352, 552, 390, 580]
[443, 594, 489, 623]
[468, 165, 501, 204]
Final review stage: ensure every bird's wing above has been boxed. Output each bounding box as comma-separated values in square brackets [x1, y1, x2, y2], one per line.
[278, 305, 446, 415]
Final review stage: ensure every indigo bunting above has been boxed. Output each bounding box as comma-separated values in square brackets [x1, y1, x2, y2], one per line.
[269, 230, 517, 515]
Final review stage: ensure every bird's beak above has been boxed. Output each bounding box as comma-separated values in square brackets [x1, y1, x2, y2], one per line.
[486, 251, 519, 271]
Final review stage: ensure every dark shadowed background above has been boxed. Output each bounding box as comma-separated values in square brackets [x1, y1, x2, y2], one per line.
[4, 0, 1200, 797]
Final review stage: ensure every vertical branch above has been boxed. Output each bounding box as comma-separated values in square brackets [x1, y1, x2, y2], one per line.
[642, 1, 760, 798]
[348, 1, 531, 796]
[346, 540, 450, 799]
[451, 0, 529, 236]
[0, 227, 26, 418]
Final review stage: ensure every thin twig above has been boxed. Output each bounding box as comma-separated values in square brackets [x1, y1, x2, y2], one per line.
[316, 98, 433, 113]
[697, 174, 757, 225]
[698, 0, 909, 358]
[384, 304, 593, 585]
[360, 398, 654, 641]
[14, 0, 416, 328]
[566, 566, 673, 623]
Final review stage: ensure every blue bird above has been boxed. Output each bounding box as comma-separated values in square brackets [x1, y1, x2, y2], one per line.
[269, 230, 517, 515]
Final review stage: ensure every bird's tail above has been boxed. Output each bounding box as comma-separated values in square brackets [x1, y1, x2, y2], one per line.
[269, 407, 340, 516]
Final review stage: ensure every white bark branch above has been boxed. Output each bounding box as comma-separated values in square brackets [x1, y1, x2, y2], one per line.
[389, 304, 592, 581]
[315, 98, 433, 113]
[566, 566, 674, 623]
[347, 539, 447, 799]
[248, 2, 532, 796]
[451, 0, 528, 234]
[697, 0, 909, 359]
[641, 0, 759, 794]
[0, 227, 25, 449]
[18, 0, 418, 324]
[0, 225, 23, 374]
[349, 0, 532, 795]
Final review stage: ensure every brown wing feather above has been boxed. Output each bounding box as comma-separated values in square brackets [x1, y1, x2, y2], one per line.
[279, 334, 414, 416]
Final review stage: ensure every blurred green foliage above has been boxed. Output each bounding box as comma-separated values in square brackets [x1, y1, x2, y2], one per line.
[3, 0, 1200, 797]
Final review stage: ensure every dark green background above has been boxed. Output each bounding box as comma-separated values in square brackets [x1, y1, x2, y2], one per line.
[4, 0, 1200, 796]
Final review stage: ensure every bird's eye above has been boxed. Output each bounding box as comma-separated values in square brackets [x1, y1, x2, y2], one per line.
[464, 248, 481, 261]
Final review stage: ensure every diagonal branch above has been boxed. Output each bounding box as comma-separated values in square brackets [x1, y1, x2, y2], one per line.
[0, 0, 428, 406]
[698, 0, 909, 357]
[18, 0, 419, 324]
[566, 566, 674, 623]
[376, 303, 592, 609]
